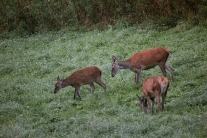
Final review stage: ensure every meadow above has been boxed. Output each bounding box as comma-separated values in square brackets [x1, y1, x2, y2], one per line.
[0, 24, 207, 137]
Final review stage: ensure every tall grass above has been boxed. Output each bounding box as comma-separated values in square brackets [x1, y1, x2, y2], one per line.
[0, 24, 207, 137]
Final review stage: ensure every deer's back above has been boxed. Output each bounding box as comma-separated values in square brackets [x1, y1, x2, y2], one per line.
[142, 76, 161, 98]
[130, 47, 170, 68]
[66, 66, 102, 85]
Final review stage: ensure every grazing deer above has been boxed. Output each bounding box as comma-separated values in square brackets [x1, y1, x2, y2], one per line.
[54, 66, 106, 100]
[136, 76, 169, 115]
[111, 47, 174, 86]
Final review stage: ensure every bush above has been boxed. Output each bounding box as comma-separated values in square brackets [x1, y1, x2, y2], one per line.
[1, 0, 207, 33]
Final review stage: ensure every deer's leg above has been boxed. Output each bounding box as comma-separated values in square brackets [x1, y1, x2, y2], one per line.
[146, 96, 153, 115]
[158, 63, 167, 76]
[90, 83, 95, 93]
[151, 98, 155, 109]
[155, 96, 161, 113]
[95, 79, 106, 92]
[161, 87, 168, 111]
[74, 87, 81, 100]
[73, 93, 76, 100]
[165, 63, 175, 81]
[161, 94, 165, 111]
[135, 70, 141, 86]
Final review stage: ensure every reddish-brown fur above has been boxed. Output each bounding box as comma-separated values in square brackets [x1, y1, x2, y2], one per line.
[111, 47, 174, 85]
[54, 66, 106, 100]
[137, 76, 169, 114]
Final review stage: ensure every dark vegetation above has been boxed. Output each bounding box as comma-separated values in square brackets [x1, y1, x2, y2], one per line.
[1, 0, 207, 34]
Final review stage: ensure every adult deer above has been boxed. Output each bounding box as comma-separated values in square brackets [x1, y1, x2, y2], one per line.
[111, 47, 174, 85]
[136, 76, 169, 115]
[54, 66, 106, 100]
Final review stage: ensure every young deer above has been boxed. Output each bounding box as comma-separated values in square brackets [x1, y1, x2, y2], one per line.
[111, 47, 174, 86]
[54, 66, 106, 100]
[136, 76, 169, 115]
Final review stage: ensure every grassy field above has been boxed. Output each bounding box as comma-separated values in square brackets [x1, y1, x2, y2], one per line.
[1, 24, 207, 137]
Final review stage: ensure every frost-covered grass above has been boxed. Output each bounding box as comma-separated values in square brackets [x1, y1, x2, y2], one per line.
[0, 25, 207, 137]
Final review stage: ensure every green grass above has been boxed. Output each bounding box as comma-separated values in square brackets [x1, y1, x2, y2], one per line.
[1, 24, 207, 137]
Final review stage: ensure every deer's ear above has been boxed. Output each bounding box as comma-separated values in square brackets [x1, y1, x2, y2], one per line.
[57, 76, 60, 81]
[112, 55, 117, 62]
[136, 94, 141, 101]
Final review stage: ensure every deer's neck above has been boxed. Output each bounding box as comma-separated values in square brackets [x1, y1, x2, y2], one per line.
[61, 78, 71, 88]
[118, 59, 132, 69]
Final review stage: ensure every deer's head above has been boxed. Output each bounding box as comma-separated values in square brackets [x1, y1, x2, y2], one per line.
[136, 94, 148, 113]
[54, 77, 63, 93]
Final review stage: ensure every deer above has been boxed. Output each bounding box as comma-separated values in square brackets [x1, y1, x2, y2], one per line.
[54, 66, 106, 100]
[111, 47, 174, 86]
[136, 76, 169, 115]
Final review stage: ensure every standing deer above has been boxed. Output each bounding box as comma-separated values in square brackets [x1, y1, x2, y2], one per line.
[136, 76, 169, 115]
[54, 66, 106, 100]
[111, 47, 174, 86]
